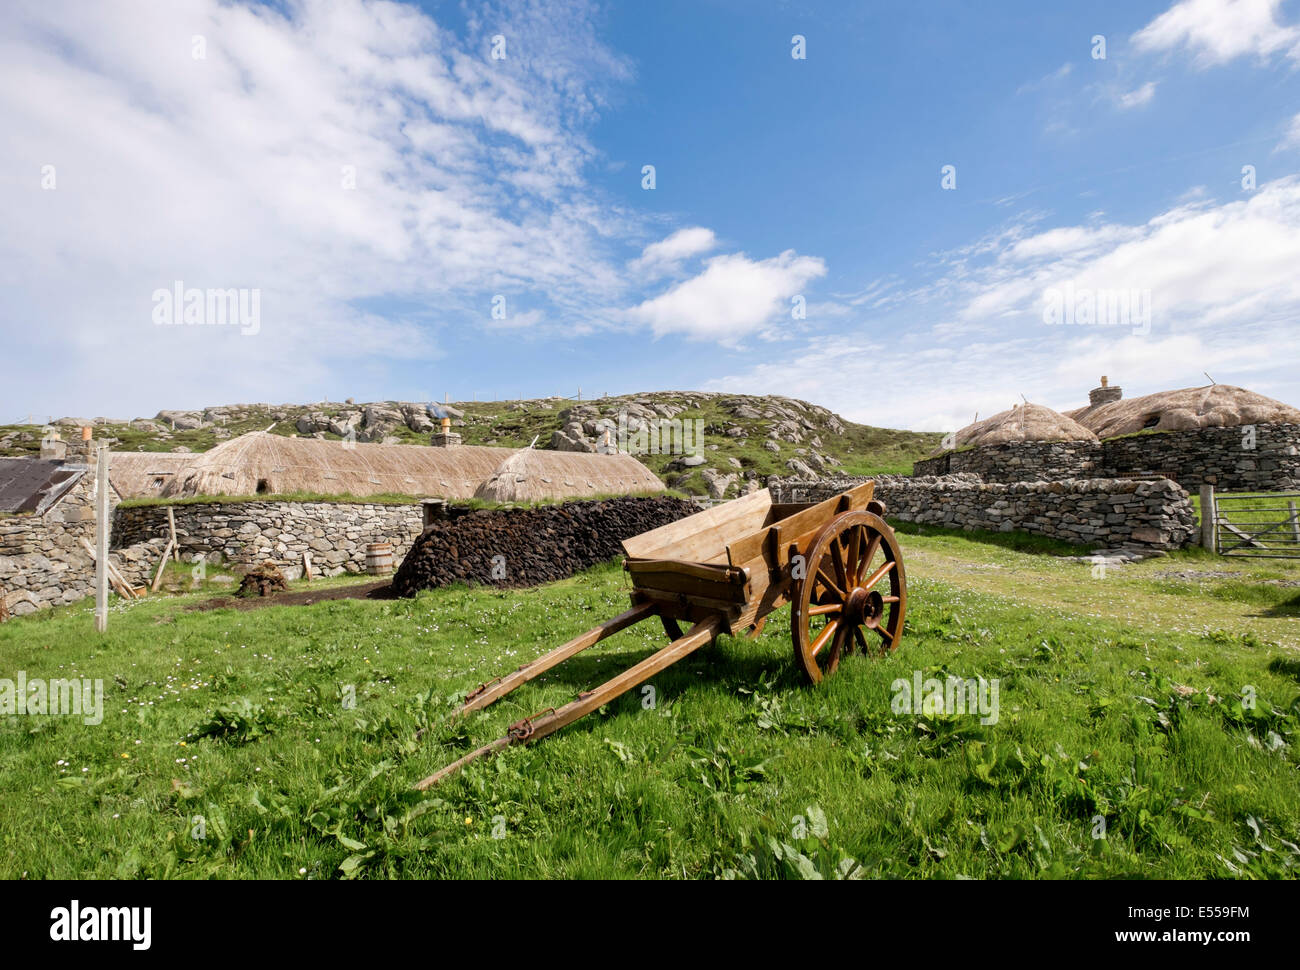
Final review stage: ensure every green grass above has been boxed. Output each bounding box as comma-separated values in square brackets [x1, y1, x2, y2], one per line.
[2, 528, 1298, 880]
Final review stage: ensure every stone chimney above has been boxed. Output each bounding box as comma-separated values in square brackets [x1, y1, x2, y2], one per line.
[430, 415, 461, 448]
[40, 429, 67, 461]
[1089, 375, 1123, 407]
[63, 426, 96, 464]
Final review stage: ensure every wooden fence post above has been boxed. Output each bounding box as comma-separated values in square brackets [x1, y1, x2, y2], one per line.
[167, 507, 179, 563]
[1199, 484, 1216, 553]
[1289, 500, 1300, 547]
[95, 444, 110, 632]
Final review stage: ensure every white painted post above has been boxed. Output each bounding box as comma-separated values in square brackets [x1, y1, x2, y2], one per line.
[94, 444, 110, 632]
[1199, 484, 1216, 553]
[1289, 500, 1299, 547]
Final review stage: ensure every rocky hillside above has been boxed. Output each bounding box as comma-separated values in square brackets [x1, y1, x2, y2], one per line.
[0, 392, 941, 498]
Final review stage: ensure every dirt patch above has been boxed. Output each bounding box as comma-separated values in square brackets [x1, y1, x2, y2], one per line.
[188, 580, 397, 613]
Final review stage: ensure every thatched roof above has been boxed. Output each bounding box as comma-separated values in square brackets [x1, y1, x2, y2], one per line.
[954, 403, 1098, 449]
[160, 432, 509, 500]
[1069, 384, 1300, 439]
[109, 452, 197, 498]
[474, 448, 665, 502]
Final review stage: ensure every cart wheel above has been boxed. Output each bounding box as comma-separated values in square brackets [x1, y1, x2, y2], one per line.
[792, 511, 906, 684]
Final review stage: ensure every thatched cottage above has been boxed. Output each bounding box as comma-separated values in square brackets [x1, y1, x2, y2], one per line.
[915, 378, 1300, 490]
[154, 431, 665, 502]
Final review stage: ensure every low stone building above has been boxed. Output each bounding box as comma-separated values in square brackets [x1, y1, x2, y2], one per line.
[0, 432, 165, 615]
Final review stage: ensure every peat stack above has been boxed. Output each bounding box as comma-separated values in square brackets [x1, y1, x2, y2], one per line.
[392, 496, 697, 596]
[236, 564, 289, 598]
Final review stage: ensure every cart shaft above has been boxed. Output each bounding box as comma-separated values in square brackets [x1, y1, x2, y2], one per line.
[415, 616, 721, 789]
[456, 601, 658, 717]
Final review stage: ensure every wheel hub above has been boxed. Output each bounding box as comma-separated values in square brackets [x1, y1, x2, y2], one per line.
[844, 587, 885, 628]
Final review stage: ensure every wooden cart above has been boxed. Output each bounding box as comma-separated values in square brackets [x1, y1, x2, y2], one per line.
[416, 481, 906, 788]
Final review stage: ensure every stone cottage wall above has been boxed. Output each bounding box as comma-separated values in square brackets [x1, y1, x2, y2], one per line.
[0, 462, 160, 614]
[913, 440, 1104, 483]
[913, 423, 1300, 492]
[113, 500, 425, 577]
[768, 474, 1195, 549]
[0, 462, 101, 614]
[1100, 423, 1300, 491]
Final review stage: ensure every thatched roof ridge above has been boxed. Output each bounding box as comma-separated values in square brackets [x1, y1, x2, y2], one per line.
[159, 432, 509, 499]
[474, 448, 664, 502]
[1072, 384, 1300, 438]
[954, 403, 1098, 449]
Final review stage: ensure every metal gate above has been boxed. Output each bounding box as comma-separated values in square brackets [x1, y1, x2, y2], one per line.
[1210, 491, 1300, 559]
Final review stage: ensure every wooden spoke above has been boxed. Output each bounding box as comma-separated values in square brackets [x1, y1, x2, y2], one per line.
[853, 627, 868, 653]
[861, 533, 881, 582]
[826, 624, 847, 674]
[846, 526, 861, 585]
[810, 619, 839, 657]
[808, 602, 841, 616]
[860, 558, 895, 594]
[815, 566, 844, 600]
[829, 541, 849, 592]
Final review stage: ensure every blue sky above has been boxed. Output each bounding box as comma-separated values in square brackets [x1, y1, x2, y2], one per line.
[2, 0, 1299, 430]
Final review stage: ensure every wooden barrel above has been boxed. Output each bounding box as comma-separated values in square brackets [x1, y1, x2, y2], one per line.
[365, 542, 394, 575]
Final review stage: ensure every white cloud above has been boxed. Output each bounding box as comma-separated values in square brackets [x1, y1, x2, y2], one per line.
[1016, 62, 1073, 95]
[628, 227, 717, 277]
[1132, 0, 1300, 66]
[1116, 81, 1158, 109]
[628, 250, 826, 342]
[0, 0, 641, 413]
[708, 178, 1300, 431]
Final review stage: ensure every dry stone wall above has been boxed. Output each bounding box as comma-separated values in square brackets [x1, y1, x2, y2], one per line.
[769, 474, 1196, 549]
[113, 501, 424, 578]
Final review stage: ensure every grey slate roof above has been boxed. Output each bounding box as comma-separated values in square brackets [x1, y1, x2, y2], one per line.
[0, 458, 87, 514]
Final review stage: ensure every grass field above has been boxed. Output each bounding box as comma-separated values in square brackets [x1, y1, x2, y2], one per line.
[1, 529, 1298, 879]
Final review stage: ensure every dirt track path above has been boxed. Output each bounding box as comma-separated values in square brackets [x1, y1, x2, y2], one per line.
[188, 579, 395, 613]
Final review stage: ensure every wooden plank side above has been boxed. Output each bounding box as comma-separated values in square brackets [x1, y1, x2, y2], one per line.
[621, 489, 772, 562]
[631, 586, 743, 617]
[627, 571, 751, 603]
[623, 558, 747, 585]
